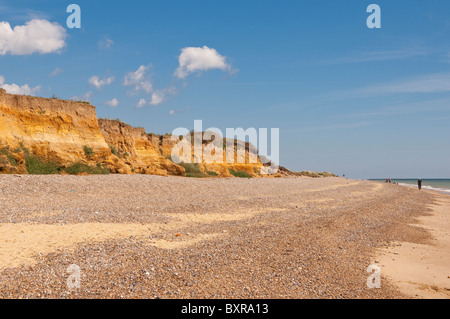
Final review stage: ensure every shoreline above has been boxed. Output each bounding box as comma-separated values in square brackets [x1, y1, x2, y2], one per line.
[400, 184, 450, 197]
[376, 190, 450, 299]
[372, 179, 450, 197]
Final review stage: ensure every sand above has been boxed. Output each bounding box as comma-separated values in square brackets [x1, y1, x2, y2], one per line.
[377, 192, 450, 298]
[0, 209, 261, 269]
[0, 175, 445, 299]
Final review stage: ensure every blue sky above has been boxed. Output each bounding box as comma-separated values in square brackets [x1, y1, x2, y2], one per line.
[1, 0, 450, 179]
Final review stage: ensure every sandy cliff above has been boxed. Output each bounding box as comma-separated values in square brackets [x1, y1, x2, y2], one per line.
[0, 89, 117, 174]
[98, 119, 185, 176]
[0, 89, 273, 177]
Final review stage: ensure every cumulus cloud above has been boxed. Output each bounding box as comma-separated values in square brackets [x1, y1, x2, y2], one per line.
[105, 98, 119, 107]
[148, 87, 177, 106]
[135, 92, 165, 107]
[88, 76, 114, 90]
[0, 75, 41, 95]
[0, 19, 66, 55]
[126, 46, 234, 107]
[1, 83, 41, 95]
[123, 65, 153, 94]
[174, 46, 233, 79]
[149, 91, 166, 106]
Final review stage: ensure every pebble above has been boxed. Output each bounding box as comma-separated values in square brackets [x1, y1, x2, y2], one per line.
[0, 175, 434, 299]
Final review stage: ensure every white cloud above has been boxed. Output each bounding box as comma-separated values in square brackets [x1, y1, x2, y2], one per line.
[0, 19, 66, 55]
[135, 92, 166, 107]
[49, 67, 63, 77]
[169, 110, 175, 116]
[0, 75, 41, 95]
[123, 65, 153, 94]
[71, 91, 92, 102]
[134, 85, 177, 108]
[174, 46, 233, 79]
[1, 83, 41, 96]
[149, 87, 177, 106]
[136, 98, 147, 108]
[88, 75, 114, 90]
[105, 98, 119, 107]
[149, 91, 166, 106]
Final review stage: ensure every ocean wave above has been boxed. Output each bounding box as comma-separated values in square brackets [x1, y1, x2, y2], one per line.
[397, 183, 417, 189]
[398, 183, 450, 194]
[422, 185, 450, 194]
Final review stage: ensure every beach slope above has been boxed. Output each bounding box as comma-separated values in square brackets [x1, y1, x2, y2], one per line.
[0, 176, 442, 298]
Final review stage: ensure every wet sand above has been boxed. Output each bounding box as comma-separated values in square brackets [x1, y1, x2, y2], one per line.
[0, 175, 442, 298]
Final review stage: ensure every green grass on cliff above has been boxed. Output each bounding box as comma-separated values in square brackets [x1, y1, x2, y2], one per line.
[9, 143, 109, 175]
[0, 147, 9, 156]
[64, 162, 110, 175]
[0, 147, 18, 167]
[16, 144, 59, 174]
[25, 156, 110, 175]
[229, 169, 251, 178]
[109, 145, 118, 156]
[83, 146, 95, 159]
[25, 154, 60, 175]
[179, 163, 206, 178]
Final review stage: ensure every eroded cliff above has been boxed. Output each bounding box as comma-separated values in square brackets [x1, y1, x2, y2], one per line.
[0, 89, 274, 177]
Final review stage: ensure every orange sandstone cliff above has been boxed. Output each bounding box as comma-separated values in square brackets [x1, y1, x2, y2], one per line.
[98, 119, 269, 177]
[98, 119, 185, 176]
[0, 89, 280, 177]
[0, 88, 116, 174]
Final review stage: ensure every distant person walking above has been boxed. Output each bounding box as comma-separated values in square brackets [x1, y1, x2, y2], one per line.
[418, 179, 422, 190]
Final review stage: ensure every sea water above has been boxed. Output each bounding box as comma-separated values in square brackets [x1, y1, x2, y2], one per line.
[370, 179, 450, 195]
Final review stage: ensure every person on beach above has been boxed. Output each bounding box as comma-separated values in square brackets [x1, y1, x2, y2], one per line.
[418, 179, 422, 190]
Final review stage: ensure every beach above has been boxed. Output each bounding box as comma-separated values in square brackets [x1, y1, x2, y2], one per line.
[377, 190, 450, 298]
[0, 175, 447, 299]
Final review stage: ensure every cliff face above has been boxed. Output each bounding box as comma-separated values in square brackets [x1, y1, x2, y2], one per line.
[0, 88, 118, 174]
[98, 119, 269, 177]
[0, 89, 272, 177]
[98, 119, 185, 176]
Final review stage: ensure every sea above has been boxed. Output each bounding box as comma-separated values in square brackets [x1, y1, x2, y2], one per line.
[369, 179, 450, 195]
